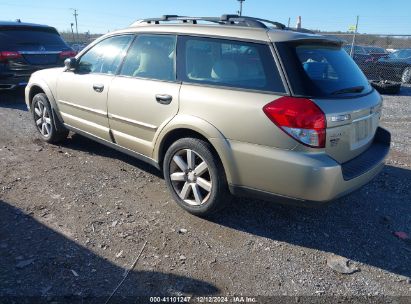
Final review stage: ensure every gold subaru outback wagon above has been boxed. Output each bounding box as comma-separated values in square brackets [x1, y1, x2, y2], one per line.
[25, 15, 390, 216]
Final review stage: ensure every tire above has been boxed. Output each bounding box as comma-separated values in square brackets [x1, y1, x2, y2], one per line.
[401, 67, 411, 84]
[31, 93, 69, 143]
[163, 137, 230, 216]
[370, 80, 401, 95]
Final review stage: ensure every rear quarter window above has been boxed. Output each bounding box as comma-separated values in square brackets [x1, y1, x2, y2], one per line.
[178, 36, 286, 93]
[277, 41, 372, 98]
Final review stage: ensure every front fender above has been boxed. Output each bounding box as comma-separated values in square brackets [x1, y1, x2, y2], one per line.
[153, 114, 239, 185]
[25, 76, 63, 123]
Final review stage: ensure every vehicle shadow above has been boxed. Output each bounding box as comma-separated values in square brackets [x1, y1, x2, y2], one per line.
[0, 89, 162, 178]
[210, 165, 411, 278]
[0, 200, 219, 302]
[63, 133, 163, 178]
[381, 83, 411, 97]
[0, 89, 27, 110]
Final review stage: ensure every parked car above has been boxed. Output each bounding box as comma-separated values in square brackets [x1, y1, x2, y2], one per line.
[0, 21, 75, 91]
[70, 43, 87, 53]
[25, 15, 390, 216]
[343, 45, 372, 65]
[363, 46, 389, 62]
[370, 49, 411, 83]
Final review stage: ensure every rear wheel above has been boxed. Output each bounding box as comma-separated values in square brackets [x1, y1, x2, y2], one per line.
[163, 138, 229, 216]
[402, 67, 411, 84]
[32, 93, 68, 143]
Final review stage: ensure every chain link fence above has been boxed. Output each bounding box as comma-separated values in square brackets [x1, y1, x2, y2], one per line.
[60, 31, 101, 53]
[320, 33, 411, 85]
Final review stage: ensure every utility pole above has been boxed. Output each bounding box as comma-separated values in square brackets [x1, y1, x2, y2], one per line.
[296, 16, 302, 29]
[237, 0, 245, 16]
[287, 17, 291, 28]
[350, 15, 359, 58]
[72, 9, 79, 42]
[70, 23, 75, 43]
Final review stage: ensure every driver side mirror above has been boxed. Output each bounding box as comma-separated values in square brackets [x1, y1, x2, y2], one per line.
[64, 57, 77, 71]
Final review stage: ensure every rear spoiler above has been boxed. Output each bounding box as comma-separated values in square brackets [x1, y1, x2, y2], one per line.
[280, 37, 344, 47]
[0, 25, 58, 35]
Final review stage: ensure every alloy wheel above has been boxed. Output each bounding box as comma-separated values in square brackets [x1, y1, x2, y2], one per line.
[169, 149, 212, 206]
[34, 100, 51, 137]
[402, 68, 411, 83]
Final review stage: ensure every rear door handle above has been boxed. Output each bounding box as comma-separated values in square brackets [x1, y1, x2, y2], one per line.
[93, 84, 104, 93]
[155, 94, 172, 105]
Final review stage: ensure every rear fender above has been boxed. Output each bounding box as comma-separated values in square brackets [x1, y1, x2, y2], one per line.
[153, 114, 239, 185]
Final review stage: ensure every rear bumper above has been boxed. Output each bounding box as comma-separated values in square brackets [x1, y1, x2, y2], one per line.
[228, 127, 390, 205]
[0, 75, 29, 90]
[0, 65, 61, 90]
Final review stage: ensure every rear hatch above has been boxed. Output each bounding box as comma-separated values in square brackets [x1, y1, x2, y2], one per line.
[0, 25, 71, 72]
[275, 39, 382, 163]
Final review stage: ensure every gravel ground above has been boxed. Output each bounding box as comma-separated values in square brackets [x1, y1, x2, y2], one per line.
[0, 87, 410, 303]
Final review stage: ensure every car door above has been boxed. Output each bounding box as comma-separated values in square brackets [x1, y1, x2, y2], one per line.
[56, 35, 133, 141]
[107, 34, 180, 156]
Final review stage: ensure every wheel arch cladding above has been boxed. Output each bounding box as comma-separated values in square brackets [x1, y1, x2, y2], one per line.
[28, 85, 45, 109]
[28, 84, 65, 131]
[154, 118, 239, 185]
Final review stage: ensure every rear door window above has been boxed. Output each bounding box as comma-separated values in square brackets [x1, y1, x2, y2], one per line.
[178, 36, 286, 93]
[277, 42, 372, 97]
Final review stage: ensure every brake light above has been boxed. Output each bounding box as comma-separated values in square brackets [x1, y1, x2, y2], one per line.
[0, 51, 22, 62]
[263, 96, 326, 148]
[59, 50, 77, 59]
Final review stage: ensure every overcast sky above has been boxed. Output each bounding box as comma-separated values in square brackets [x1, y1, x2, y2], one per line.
[1, 0, 410, 34]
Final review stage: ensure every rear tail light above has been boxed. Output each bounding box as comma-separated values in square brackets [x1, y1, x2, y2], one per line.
[59, 50, 77, 59]
[0, 51, 22, 62]
[263, 96, 326, 148]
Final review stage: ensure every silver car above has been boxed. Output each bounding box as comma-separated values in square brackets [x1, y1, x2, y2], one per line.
[25, 15, 391, 216]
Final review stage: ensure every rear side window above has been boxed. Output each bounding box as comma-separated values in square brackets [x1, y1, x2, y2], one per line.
[277, 42, 372, 97]
[178, 36, 286, 93]
[77, 35, 133, 75]
[120, 34, 176, 81]
[0, 26, 67, 50]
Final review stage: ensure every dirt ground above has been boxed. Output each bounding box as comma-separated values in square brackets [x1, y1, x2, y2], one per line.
[0, 87, 410, 303]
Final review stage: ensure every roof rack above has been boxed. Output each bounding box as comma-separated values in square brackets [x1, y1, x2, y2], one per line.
[131, 14, 286, 30]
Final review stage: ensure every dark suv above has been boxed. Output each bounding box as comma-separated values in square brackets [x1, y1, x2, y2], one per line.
[0, 21, 75, 91]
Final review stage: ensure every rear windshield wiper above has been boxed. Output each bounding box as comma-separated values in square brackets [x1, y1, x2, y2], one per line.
[331, 86, 364, 95]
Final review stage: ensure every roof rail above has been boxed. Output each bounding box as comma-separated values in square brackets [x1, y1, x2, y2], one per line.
[131, 14, 286, 30]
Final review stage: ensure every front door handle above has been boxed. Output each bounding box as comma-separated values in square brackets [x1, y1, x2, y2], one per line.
[155, 94, 172, 105]
[93, 84, 104, 93]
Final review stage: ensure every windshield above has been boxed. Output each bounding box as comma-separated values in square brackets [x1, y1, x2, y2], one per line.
[388, 50, 411, 59]
[343, 45, 366, 55]
[365, 46, 386, 54]
[277, 41, 372, 98]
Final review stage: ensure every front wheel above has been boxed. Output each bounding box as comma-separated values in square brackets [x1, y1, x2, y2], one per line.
[163, 138, 230, 216]
[31, 93, 68, 143]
